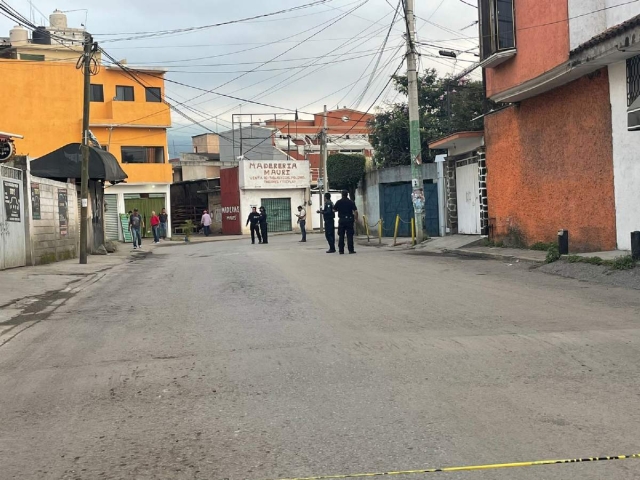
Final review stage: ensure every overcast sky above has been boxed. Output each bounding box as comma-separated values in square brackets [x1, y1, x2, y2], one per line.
[1, 0, 480, 153]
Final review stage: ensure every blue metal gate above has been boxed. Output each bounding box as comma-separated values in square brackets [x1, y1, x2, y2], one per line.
[380, 181, 439, 237]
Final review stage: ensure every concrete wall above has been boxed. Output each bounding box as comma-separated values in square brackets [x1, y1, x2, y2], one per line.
[240, 188, 307, 235]
[27, 176, 79, 265]
[182, 164, 220, 181]
[484, 69, 617, 252]
[219, 126, 288, 163]
[193, 133, 220, 154]
[356, 164, 438, 230]
[486, 0, 570, 97]
[609, 61, 640, 250]
[569, 0, 640, 50]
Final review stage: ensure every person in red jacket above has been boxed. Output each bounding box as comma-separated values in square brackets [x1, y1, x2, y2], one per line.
[150, 211, 161, 244]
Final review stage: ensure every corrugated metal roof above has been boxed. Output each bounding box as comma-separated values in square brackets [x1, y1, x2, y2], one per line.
[571, 14, 640, 55]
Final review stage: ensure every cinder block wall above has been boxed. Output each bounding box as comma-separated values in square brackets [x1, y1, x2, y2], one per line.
[29, 177, 79, 264]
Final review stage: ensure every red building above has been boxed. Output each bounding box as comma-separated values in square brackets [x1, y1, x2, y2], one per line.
[264, 108, 374, 185]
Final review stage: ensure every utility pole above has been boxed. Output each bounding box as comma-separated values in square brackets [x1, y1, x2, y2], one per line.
[79, 33, 93, 264]
[404, 0, 425, 243]
[322, 105, 329, 196]
[318, 105, 329, 231]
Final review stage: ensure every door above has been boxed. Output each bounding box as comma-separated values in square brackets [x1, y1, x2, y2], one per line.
[261, 198, 292, 232]
[456, 162, 481, 235]
[380, 182, 440, 237]
[124, 195, 166, 238]
[104, 194, 119, 240]
[0, 165, 26, 270]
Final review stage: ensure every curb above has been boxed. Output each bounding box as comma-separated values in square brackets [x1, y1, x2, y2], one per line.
[451, 248, 546, 264]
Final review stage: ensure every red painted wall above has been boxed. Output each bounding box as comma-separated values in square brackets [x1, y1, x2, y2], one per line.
[485, 69, 617, 253]
[486, 0, 570, 98]
[220, 167, 242, 235]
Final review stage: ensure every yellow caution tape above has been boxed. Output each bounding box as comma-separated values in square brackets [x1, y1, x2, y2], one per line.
[271, 453, 640, 480]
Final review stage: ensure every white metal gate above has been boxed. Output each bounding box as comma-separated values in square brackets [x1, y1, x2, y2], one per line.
[104, 194, 119, 240]
[455, 161, 481, 235]
[0, 165, 27, 270]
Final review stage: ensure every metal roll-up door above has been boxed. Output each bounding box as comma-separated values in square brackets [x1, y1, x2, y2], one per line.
[104, 194, 119, 240]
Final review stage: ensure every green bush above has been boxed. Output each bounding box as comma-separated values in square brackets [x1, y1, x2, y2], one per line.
[530, 242, 556, 251]
[545, 244, 560, 264]
[562, 254, 636, 270]
[609, 255, 637, 270]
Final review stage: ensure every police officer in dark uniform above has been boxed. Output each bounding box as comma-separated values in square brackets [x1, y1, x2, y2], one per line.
[246, 206, 262, 244]
[333, 190, 358, 254]
[317, 192, 335, 253]
[258, 206, 268, 244]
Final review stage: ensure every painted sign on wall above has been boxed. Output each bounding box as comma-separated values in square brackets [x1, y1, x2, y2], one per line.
[31, 182, 41, 220]
[3, 180, 21, 222]
[239, 160, 310, 189]
[220, 167, 242, 235]
[58, 189, 68, 236]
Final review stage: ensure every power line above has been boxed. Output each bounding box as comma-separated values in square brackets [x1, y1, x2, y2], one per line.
[94, 0, 332, 42]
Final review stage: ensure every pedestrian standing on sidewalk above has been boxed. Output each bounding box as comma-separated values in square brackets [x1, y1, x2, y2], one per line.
[201, 209, 212, 237]
[334, 190, 358, 255]
[246, 207, 262, 244]
[159, 208, 169, 240]
[317, 192, 336, 253]
[150, 211, 161, 244]
[258, 206, 268, 244]
[296, 205, 307, 242]
[129, 208, 143, 250]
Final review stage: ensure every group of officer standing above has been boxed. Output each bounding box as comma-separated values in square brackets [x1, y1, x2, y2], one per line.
[246, 206, 268, 244]
[318, 190, 358, 255]
[245, 190, 357, 254]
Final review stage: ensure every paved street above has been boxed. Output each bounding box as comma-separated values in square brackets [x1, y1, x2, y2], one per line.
[1, 235, 640, 480]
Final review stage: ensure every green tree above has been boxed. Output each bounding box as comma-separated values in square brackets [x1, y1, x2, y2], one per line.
[327, 153, 366, 200]
[368, 69, 490, 167]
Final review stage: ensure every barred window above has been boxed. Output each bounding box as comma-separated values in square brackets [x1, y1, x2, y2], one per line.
[626, 54, 640, 107]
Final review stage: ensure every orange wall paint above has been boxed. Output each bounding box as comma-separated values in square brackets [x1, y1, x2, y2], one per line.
[486, 0, 570, 97]
[0, 59, 170, 184]
[485, 69, 616, 253]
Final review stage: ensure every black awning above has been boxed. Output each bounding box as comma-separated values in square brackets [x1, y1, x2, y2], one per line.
[30, 143, 128, 184]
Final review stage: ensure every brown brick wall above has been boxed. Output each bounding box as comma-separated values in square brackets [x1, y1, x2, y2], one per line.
[485, 69, 617, 253]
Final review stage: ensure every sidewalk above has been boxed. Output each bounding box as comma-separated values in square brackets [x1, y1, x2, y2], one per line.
[0, 242, 164, 346]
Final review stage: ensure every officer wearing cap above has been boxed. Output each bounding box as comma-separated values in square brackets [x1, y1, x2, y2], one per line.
[333, 190, 358, 254]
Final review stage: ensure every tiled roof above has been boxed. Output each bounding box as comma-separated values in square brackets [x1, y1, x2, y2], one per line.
[571, 14, 640, 55]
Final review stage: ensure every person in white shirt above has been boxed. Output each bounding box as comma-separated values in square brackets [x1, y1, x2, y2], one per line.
[201, 210, 212, 237]
[296, 205, 307, 243]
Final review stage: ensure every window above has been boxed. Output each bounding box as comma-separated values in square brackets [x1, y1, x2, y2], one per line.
[145, 87, 162, 102]
[90, 84, 104, 102]
[121, 146, 165, 164]
[626, 55, 640, 130]
[480, 0, 515, 60]
[115, 85, 135, 102]
[19, 53, 45, 61]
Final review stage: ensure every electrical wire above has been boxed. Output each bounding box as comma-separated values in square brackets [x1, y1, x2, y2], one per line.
[94, 0, 332, 42]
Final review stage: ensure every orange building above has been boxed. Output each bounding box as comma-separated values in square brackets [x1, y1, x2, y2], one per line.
[0, 11, 173, 240]
[475, 0, 627, 252]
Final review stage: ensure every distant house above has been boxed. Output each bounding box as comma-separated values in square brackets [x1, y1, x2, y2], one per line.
[265, 108, 374, 185]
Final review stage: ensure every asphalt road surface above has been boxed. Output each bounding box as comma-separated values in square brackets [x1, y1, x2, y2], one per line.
[1, 235, 640, 480]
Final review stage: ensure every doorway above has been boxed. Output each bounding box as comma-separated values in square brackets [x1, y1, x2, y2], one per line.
[260, 198, 292, 232]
